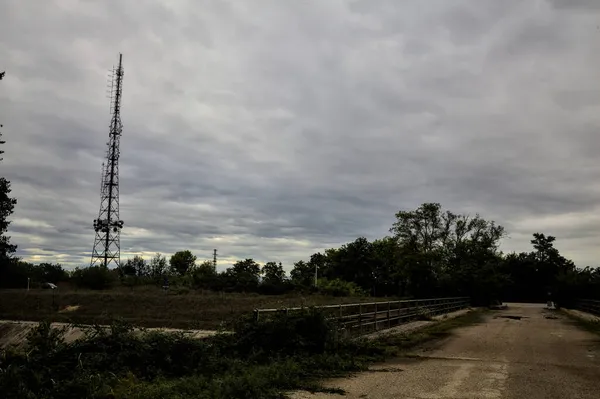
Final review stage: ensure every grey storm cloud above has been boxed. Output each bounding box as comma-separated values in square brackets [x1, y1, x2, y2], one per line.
[1, 0, 599, 270]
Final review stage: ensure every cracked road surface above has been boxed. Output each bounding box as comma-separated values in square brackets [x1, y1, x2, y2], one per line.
[291, 303, 600, 399]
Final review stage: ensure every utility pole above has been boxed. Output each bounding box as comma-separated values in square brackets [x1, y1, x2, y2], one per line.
[91, 54, 125, 268]
[213, 249, 217, 270]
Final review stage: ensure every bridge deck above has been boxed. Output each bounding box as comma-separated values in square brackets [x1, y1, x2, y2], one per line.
[291, 303, 600, 399]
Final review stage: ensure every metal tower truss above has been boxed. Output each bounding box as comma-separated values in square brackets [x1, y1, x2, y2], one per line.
[90, 54, 125, 268]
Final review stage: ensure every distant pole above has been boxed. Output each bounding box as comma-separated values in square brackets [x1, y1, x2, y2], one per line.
[27, 278, 30, 292]
[314, 263, 318, 287]
[213, 249, 217, 270]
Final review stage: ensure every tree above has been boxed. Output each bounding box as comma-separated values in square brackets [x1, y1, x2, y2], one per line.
[262, 261, 286, 285]
[390, 203, 506, 300]
[226, 258, 261, 291]
[149, 253, 168, 279]
[371, 236, 403, 296]
[531, 233, 558, 263]
[0, 73, 17, 267]
[121, 255, 149, 277]
[324, 237, 376, 292]
[169, 250, 196, 276]
[0, 176, 17, 263]
[37, 263, 68, 283]
[290, 260, 314, 287]
[192, 260, 218, 289]
[71, 266, 117, 290]
[260, 261, 289, 294]
[529, 233, 575, 305]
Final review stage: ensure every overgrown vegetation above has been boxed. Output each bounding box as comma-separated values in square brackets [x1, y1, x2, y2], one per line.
[0, 309, 482, 399]
[561, 311, 600, 337]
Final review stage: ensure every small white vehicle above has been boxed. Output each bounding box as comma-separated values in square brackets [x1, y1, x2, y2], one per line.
[42, 282, 57, 289]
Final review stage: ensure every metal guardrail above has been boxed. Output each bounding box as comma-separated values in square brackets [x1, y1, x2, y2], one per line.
[575, 299, 600, 316]
[254, 297, 470, 337]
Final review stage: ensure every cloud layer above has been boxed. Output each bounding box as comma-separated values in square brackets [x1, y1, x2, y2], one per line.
[1, 0, 600, 270]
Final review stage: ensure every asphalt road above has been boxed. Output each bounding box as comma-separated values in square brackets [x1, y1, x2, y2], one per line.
[291, 303, 600, 399]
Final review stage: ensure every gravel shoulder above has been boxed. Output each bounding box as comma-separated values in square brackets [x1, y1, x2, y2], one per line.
[361, 308, 473, 340]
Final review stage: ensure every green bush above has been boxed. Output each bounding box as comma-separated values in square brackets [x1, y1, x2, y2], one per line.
[70, 266, 117, 290]
[232, 308, 337, 357]
[317, 278, 367, 297]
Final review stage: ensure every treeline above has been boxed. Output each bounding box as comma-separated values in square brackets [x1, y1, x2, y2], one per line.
[1, 203, 600, 305]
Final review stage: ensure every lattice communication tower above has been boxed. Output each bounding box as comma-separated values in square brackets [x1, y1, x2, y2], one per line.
[90, 54, 125, 268]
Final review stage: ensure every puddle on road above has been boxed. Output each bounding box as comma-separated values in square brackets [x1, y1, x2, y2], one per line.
[495, 315, 527, 320]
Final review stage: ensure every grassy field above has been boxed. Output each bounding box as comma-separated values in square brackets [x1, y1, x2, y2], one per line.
[0, 287, 397, 329]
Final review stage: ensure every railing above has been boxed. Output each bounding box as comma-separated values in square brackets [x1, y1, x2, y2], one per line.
[254, 297, 470, 337]
[575, 299, 600, 316]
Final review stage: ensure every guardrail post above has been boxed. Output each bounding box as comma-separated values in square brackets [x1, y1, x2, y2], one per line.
[387, 301, 391, 329]
[375, 302, 379, 331]
[359, 303, 363, 335]
[253, 309, 259, 321]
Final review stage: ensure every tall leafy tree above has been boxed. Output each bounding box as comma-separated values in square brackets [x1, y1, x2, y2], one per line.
[325, 237, 376, 291]
[192, 260, 218, 288]
[121, 255, 149, 277]
[371, 236, 403, 296]
[0, 70, 17, 267]
[149, 253, 168, 279]
[225, 258, 261, 291]
[531, 233, 558, 262]
[290, 260, 314, 287]
[37, 263, 68, 283]
[390, 203, 506, 301]
[0, 176, 16, 264]
[262, 261, 286, 286]
[195, 260, 217, 276]
[169, 250, 197, 276]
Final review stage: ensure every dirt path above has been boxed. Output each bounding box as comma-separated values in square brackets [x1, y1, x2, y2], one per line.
[0, 319, 218, 349]
[291, 303, 600, 399]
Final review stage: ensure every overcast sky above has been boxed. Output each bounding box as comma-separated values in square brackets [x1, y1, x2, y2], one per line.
[1, 0, 600, 270]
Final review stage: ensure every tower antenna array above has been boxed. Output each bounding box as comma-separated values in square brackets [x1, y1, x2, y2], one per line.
[90, 54, 125, 268]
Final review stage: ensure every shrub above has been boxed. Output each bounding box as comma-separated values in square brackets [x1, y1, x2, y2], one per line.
[0, 310, 379, 399]
[70, 266, 117, 290]
[317, 278, 367, 297]
[232, 308, 337, 357]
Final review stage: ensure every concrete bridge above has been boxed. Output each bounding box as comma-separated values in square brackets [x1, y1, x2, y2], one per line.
[292, 303, 600, 399]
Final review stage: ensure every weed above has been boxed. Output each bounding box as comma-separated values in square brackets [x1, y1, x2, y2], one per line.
[561, 310, 600, 336]
[414, 306, 433, 321]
